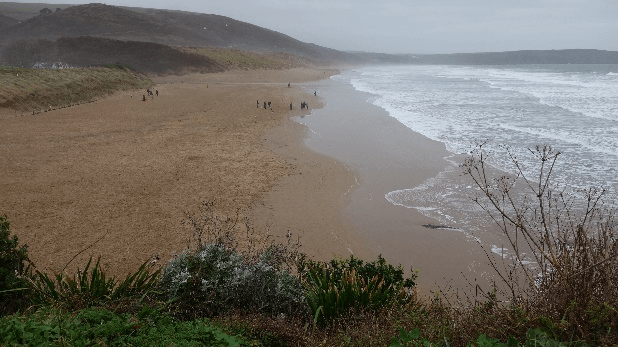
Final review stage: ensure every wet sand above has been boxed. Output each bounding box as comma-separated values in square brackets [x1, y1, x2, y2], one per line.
[289, 75, 497, 292]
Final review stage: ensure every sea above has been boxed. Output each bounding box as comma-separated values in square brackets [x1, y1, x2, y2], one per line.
[299, 64, 618, 263]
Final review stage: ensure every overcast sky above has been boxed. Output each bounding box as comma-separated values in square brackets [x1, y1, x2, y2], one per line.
[15, 0, 618, 53]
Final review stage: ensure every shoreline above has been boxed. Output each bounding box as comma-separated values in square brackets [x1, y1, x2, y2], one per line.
[289, 71, 497, 291]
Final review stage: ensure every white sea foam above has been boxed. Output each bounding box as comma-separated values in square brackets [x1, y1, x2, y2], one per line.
[347, 65, 618, 203]
[346, 64, 618, 261]
[491, 245, 536, 266]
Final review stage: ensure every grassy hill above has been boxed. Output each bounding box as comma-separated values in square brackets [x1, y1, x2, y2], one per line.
[0, 2, 359, 64]
[0, 65, 153, 112]
[0, 3, 203, 44]
[2, 36, 226, 73]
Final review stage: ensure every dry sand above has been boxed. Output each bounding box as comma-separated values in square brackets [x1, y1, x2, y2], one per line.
[1, 66, 492, 292]
[0, 67, 369, 277]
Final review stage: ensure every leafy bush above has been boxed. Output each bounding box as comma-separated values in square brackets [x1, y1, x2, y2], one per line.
[29, 256, 161, 309]
[0, 214, 31, 315]
[159, 243, 307, 319]
[0, 306, 244, 346]
[299, 255, 416, 326]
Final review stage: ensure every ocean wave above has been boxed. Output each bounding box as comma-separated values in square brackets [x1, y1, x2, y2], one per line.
[346, 65, 618, 205]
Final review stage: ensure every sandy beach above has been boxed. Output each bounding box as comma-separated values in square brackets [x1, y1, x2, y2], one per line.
[1, 66, 491, 291]
[0, 67, 366, 276]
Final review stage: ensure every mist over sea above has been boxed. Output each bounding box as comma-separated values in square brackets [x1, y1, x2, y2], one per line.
[343, 64, 618, 236]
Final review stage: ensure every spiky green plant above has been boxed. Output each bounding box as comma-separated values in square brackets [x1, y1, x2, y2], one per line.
[29, 257, 160, 309]
[302, 257, 415, 326]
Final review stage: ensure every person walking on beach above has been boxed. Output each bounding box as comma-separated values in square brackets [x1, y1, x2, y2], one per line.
[290, 102, 293, 110]
[257, 100, 259, 108]
[264, 101, 267, 109]
[156, 90, 158, 96]
[314, 91, 316, 96]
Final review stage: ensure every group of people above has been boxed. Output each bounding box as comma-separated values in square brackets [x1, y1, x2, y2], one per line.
[258, 100, 272, 110]
[143, 89, 158, 101]
[256, 93, 313, 111]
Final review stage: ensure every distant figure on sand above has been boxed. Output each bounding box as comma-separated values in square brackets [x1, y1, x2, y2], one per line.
[314, 91, 316, 96]
[156, 90, 158, 96]
[290, 102, 293, 110]
[268, 102, 271, 109]
[288, 83, 290, 87]
[142, 95, 146, 102]
[257, 100, 259, 108]
[264, 101, 267, 109]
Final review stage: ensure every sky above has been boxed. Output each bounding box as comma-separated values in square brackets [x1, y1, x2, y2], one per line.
[13, 0, 618, 54]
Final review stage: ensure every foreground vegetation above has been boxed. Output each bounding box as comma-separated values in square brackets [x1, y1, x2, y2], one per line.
[0, 65, 153, 112]
[2, 145, 617, 346]
[1, 307, 244, 346]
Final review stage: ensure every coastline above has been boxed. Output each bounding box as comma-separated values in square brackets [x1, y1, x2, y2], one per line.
[287, 71, 496, 291]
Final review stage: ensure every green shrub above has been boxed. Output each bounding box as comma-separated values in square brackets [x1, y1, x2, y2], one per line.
[159, 243, 307, 319]
[0, 306, 245, 346]
[299, 255, 416, 326]
[0, 214, 31, 315]
[29, 256, 161, 309]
